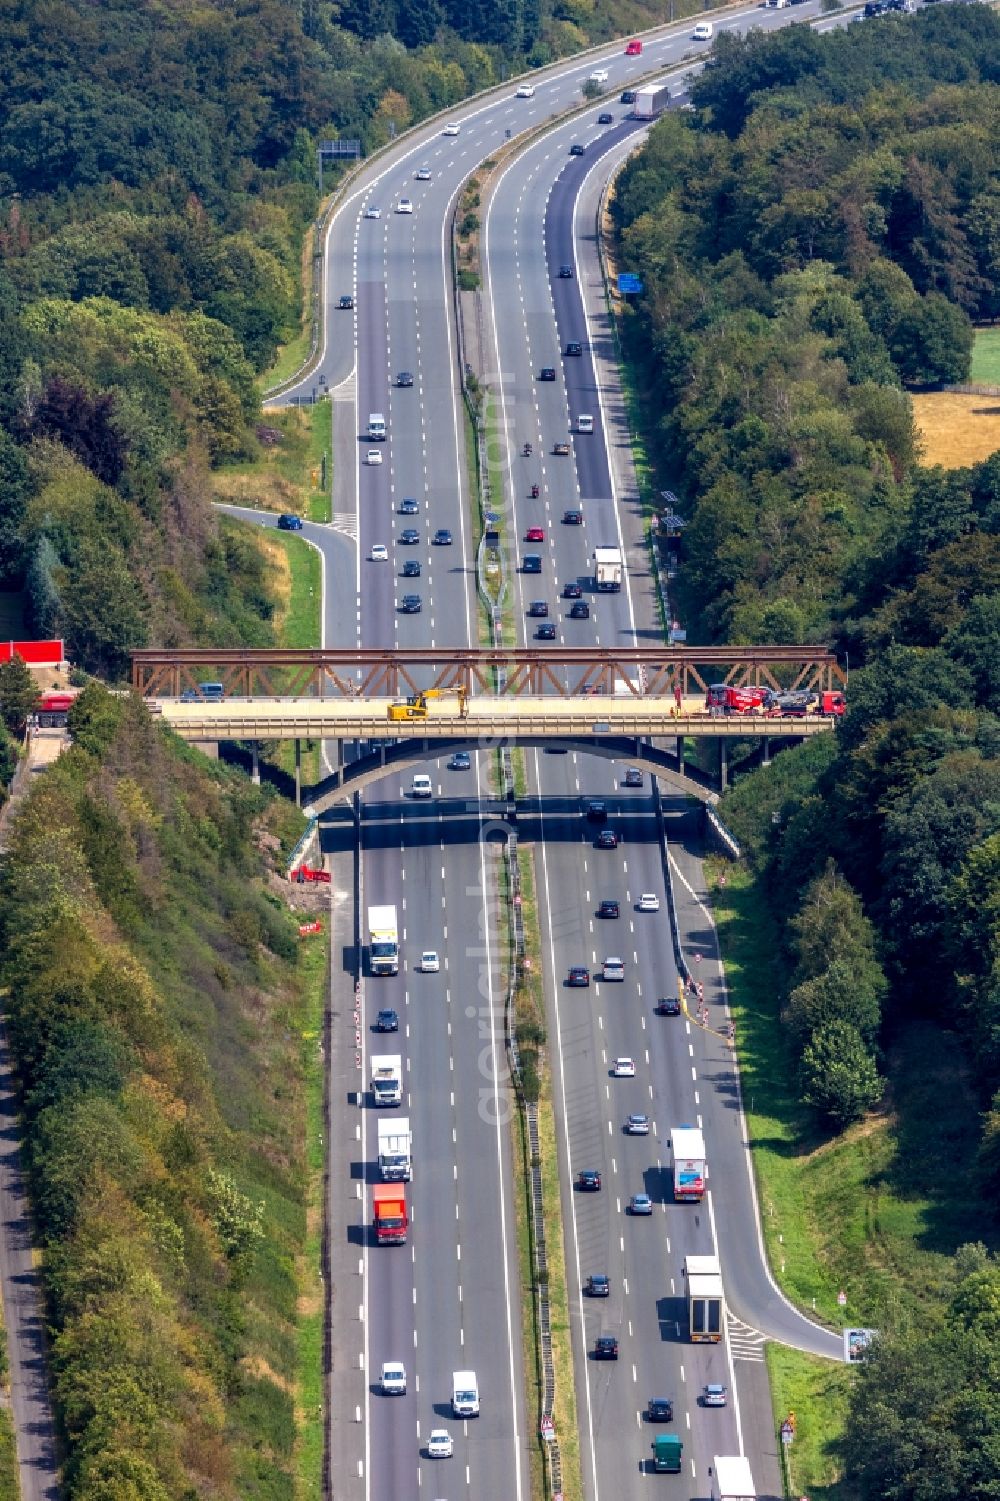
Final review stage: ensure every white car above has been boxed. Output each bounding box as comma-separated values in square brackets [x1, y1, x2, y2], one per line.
[364, 204, 381, 219]
[703, 1383, 728, 1407]
[427, 1429, 454, 1458]
[371, 544, 388, 562]
[443, 122, 461, 136]
[590, 68, 609, 83]
[415, 166, 432, 180]
[515, 83, 535, 98]
[396, 197, 413, 214]
[602, 957, 625, 982]
[380, 1361, 406, 1395]
[613, 1057, 636, 1078]
[366, 449, 383, 466]
[637, 893, 660, 913]
[693, 20, 713, 39]
[421, 950, 440, 973]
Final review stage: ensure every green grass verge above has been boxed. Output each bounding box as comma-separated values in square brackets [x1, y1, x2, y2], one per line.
[765, 1344, 854, 1501]
[262, 531, 322, 789]
[970, 326, 1000, 385]
[294, 935, 329, 1499]
[709, 860, 988, 1326]
[212, 404, 332, 524]
[0, 1406, 16, 1501]
[263, 225, 318, 391]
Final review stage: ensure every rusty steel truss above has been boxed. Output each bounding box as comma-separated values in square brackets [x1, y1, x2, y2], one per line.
[132, 646, 846, 700]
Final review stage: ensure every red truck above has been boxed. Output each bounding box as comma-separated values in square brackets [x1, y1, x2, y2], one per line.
[625, 37, 643, 54]
[290, 864, 331, 884]
[373, 1183, 408, 1245]
[764, 690, 847, 719]
[705, 684, 770, 715]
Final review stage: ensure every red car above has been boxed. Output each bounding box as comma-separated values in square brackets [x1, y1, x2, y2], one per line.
[525, 526, 545, 542]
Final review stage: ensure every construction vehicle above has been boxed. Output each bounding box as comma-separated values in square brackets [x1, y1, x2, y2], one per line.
[387, 687, 468, 721]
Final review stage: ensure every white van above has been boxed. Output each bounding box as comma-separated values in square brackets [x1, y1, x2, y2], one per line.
[452, 1370, 480, 1417]
[410, 774, 433, 799]
[367, 412, 386, 441]
[692, 20, 713, 39]
[577, 414, 594, 434]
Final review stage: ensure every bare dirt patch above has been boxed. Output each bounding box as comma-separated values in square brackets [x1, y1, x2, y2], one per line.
[912, 391, 1000, 468]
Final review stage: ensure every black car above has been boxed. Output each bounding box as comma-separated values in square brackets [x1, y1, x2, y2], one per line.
[433, 528, 453, 545]
[397, 370, 413, 387]
[522, 554, 542, 574]
[536, 623, 556, 640]
[597, 112, 614, 124]
[596, 829, 619, 850]
[399, 594, 422, 613]
[338, 293, 354, 308]
[569, 144, 585, 156]
[399, 497, 420, 514]
[527, 601, 549, 618]
[623, 767, 643, 788]
[375, 1008, 399, 1032]
[565, 342, 583, 357]
[594, 1336, 619, 1360]
[655, 996, 681, 1017]
[277, 513, 303, 531]
[400, 528, 420, 544]
[598, 899, 620, 919]
[402, 559, 421, 577]
[587, 1274, 610, 1297]
[647, 1398, 674, 1423]
[569, 600, 591, 619]
[586, 800, 607, 822]
[621, 89, 636, 104]
[568, 966, 590, 987]
[563, 508, 583, 524]
[577, 1169, 601, 1191]
[539, 367, 557, 381]
[563, 582, 583, 599]
[558, 264, 574, 278]
[449, 751, 471, 770]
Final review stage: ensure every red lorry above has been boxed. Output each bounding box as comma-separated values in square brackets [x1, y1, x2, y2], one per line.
[705, 683, 770, 714]
[625, 37, 643, 53]
[373, 1183, 408, 1245]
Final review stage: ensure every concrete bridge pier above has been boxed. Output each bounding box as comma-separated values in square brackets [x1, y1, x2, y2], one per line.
[719, 738, 728, 791]
[251, 743, 260, 786]
[294, 739, 302, 807]
[762, 736, 771, 768]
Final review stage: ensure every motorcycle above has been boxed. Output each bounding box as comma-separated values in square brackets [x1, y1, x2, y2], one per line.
[523, 441, 532, 457]
[530, 484, 539, 499]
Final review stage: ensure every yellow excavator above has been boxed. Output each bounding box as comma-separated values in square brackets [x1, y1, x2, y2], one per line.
[387, 687, 468, 721]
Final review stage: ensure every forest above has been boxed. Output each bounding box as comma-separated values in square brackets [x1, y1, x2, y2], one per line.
[614, 9, 1000, 1495]
[0, 685, 313, 1500]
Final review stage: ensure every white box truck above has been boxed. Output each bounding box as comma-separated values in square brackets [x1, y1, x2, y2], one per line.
[671, 1126, 706, 1202]
[368, 905, 399, 975]
[452, 1370, 480, 1417]
[712, 1454, 755, 1501]
[378, 1117, 412, 1180]
[594, 546, 623, 592]
[633, 82, 671, 119]
[367, 412, 386, 440]
[371, 1054, 402, 1107]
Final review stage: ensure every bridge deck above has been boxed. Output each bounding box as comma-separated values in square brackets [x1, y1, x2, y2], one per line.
[154, 694, 835, 743]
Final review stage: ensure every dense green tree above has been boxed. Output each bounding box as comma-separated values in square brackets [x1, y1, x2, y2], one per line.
[800, 1020, 882, 1127]
[0, 654, 40, 733]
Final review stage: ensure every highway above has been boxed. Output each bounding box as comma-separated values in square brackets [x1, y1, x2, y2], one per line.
[258, 7, 852, 1501]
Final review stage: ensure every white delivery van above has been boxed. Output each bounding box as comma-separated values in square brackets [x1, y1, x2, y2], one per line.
[410, 774, 433, 798]
[452, 1370, 480, 1417]
[367, 412, 386, 441]
[577, 414, 594, 434]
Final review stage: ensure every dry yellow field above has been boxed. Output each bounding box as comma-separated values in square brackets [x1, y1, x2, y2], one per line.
[913, 391, 1000, 468]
